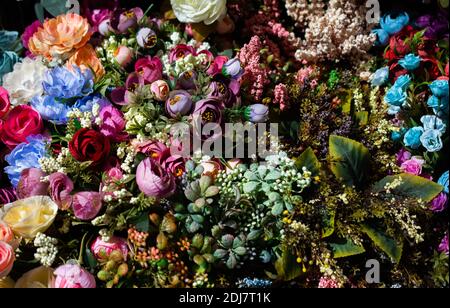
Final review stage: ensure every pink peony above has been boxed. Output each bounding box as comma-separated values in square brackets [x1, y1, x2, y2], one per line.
[99, 105, 128, 142]
[169, 44, 196, 63]
[21, 20, 42, 50]
[133, 140, 168, 162]
[53, 264, 96, 288]
[150, 80, 170, 102]
[17, 168, 49, 199]
[114, 46, 133, 68]
[72, 192, 103, 221]
[90, 236, 128, 261]
[136, 158, 176, 199]
[400, 156, 425, 176]
[48, 172, 74, 210]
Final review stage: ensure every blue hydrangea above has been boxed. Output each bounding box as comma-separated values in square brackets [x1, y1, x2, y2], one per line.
[380, 12, 410, 35]
[42, 65, 94, 99]
[438, 171, 449, 194]
[403, 127, 424, 149]
[371, 67, 389, 87]
[31, 96, 71, 125]
[4, 135, 48, 187]
[398, 54, 421, 71]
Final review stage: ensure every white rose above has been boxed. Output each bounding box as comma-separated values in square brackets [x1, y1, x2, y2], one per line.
[2, 57, 47, 106]
[170, 0, 227, 25]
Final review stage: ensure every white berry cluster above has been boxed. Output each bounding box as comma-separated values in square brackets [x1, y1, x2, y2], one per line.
[34, 233, 58, 267]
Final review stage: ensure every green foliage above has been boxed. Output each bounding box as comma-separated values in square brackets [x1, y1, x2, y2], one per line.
[275, 248, 302, 281]
[295, 147, 321, 177]
[329, 135, 370, 187]
[213, 234, 247, 269]
[330, 238, 366, 258]
[361, 224, 403, 263]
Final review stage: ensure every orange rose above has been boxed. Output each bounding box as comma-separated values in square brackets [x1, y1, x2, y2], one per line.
[29, 13, 92, 61]
[68, 44, 105, 81]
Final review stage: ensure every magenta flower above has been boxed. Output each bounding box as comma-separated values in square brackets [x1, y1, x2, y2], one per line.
[136, 158, 176, 199]
[162, 154, 186, 178]
[135, 56, 163, 85]
[400, 157, 425, 176]
[53, 264, 96, 288]
[21, 20, 42, 50]
[0, 187, 16, 206]
[438, 234, 449, 255]
[430, 192, 448, 213]
[99, 105, 128, 142]
[48, 172, 74, 210]
[91, 236, 128, 261]
[17, 168, 49, 199]
[169, 44, 196, 63]
[72, 192, 103, 221]
[396, 148, 412, 166]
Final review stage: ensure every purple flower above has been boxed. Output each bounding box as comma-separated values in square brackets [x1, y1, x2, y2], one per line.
[136, 158, 176, 199]
[192, 98, 224, 140]
[166, 90, 193, 118]
[49, 172, 74, 210]
[400, 157, 425, 176]
[396, 148, 412, 166]
[0, 187, 16, 206]
[111, 8, 144, 34]
[176, 71, 197, 90]
[222, 58, 244, 79]
[430, 192, 448, 213]
[244, 104, 269, 123]
[137, 28, 157, 49]
[72, 192, 103, 221]
[438, 234, 449, 255]
[99, 105, 128, 142]
[207, 80, 240, 108]
[17, 168, 49, 199]
[416, 13, 449, 40]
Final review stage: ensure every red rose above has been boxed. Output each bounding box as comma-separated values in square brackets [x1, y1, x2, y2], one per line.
[69, 128, 111, 166]
[384, 26, 415, 62]
[0, 105, 44, 149]
[0, 87, 10, 119]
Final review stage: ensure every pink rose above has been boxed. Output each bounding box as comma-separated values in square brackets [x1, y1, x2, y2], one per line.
[0, 86, 11, 119]
[21, 20, 42, 50]
[169, 44, 196, 63]
[207, 55, 229, 76]
[0, 241, 15, 279]
[135, 56, 163, 85]
[53, 264, 96, 288]
[17, 168, 49, 199]
[0, 105, 43, 149]
[136, 158, 176, 199]
[150, 80, 170, 101]
[72, 192, 103, 221]
[114, 46, 133, 68]
[400, 156, 425, 176]
[0, 222, 14, 244]
[99, 105, 128, 142]
[90, 236, 128, 261]
[49, 172, 74, 210]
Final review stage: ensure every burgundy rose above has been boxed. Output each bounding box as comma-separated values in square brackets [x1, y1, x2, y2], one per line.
[69, 128, 111, 166]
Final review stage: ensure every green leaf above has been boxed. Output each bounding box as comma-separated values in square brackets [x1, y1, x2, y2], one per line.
[243, 181, 259, 193]
[233, 247, 247, 256]
[193, 255, 206, 266]
[295, 147, 321, 176]
[226, 253, 237, 269]
[130, 212, 150, 232]
[355, 111, 369, 126]
[265, 170, 281, 181]
[330, 238, 365, 258]
[271, 202, 284, 216]
[219, 49, 234, 58]
[213, 249, 228, 259]
[329, 135, 370, 187]
[247, 229, 262, 241]
[275, 249, 302, 281]
[361, 224, 403, 263]
[39, 0, 71, 17]
[373, 173, 443, 202]
[321, 208, 335, 238]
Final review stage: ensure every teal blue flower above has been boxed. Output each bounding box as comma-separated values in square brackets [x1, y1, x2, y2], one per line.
[0, 31, 19, 51]
[0, 51, 20, 86]
[372, 29, 389, 46]
[380, 12, 410, 35]
[438, 171, 449, 194]
[384, 87, 407, 106]
[421, 115, 446, 135]
[371, 67, 389, 87]
[393, 74, 411, 91]
[399, 54, 421, 71]
[403, 127, 424, 149]
[429, 80, 449, 98]
[420, 129, 443, 152]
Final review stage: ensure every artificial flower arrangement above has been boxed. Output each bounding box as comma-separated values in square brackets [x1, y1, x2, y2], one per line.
[0, 0, 448, 288]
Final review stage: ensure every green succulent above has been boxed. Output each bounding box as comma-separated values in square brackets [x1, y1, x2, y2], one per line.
[188, 234, 215, 272]
[213, 234, 247, 269]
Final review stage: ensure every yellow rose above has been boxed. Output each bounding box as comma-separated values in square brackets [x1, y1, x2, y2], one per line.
[0, 196, 58, 239]
[0, 277, 15, 288]
[15, 266, 54, 288]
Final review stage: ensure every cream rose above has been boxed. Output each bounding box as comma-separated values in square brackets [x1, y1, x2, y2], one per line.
[170, 0, 227, 25]
[15, 266, 54, 288]
[0, 196, 58, 239]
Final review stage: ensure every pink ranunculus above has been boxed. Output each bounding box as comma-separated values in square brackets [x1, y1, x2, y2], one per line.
[90, 236, 128, 261]
[17, 168, 49, 199]
[0, 241, 15, 279]
[0, 222, 14, 244]
[21, 20, 42, 50]
[396, 148, 412, 166]
[72, 192, 103, 221]
[134, 56, 163, 85]
[162, 154, 186, 178]
[88, 9, 112, 32]
[99, 105, 128, 142]
[0, 86, 11, 119]
[136, 158, 176, 199]
[169, 44, 196, 63]
[106, 167, 124, 183]
[133, 140, 168, 162]
[114, 46, 133, 68]
[150, 80, 170, 101]
[400, 156, 425, 176]
[48, 172, 74, 210]
[207, 55, 229, 76]
[53, 264, 96, 288]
